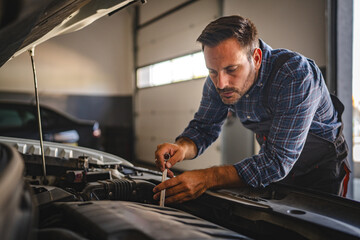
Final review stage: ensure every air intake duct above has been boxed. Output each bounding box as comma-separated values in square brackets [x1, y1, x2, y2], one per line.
[81, 178, 156, 204]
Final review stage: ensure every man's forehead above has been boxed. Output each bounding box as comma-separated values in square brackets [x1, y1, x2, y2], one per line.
[203, 37, 246, 50]
[204, 41, 249, 69]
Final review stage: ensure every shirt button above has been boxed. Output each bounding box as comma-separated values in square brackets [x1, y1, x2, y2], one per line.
[247, 116, 251, 119]
[259, 83, 263, 86]
[245, 94, 249, 98]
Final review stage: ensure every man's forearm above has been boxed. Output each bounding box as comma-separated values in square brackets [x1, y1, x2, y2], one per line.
[153, 165, 246, 204]
[204, 165, 247, 189]
[175, 137, 198, 160]
[174, 138, 245, 188]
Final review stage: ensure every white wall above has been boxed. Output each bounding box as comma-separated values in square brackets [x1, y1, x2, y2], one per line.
[137, 0, 219, 66]
[224, 0, 326, 66]
[0, 8, 134, 96]
[139, 0, 189, 24]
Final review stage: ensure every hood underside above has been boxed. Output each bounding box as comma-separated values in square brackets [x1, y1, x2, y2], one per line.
[0, 0, 138, 67]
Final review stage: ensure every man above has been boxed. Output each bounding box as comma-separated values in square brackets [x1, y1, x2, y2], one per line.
[153, 15, 350, 204]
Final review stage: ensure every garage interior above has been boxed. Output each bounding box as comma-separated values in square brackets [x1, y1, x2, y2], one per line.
[0, 0, 358, 202]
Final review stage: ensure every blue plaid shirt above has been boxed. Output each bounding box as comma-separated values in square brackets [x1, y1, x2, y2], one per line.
[177, 40, 341, 188]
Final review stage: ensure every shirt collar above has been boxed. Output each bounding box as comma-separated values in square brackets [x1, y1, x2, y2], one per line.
[255, 39, 273, 87]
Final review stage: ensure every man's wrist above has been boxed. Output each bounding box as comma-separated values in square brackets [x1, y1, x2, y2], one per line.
[175, 137, 197, 159]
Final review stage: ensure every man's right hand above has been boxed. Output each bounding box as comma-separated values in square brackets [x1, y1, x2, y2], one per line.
[154, 137, 197, 177]
[155, 143, 185, 178]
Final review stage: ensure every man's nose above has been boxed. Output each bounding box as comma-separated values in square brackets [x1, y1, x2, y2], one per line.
[217, 72, 229, 89]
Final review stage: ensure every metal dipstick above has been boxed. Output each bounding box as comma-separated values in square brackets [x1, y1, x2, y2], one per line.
[159, 153, 170, 207]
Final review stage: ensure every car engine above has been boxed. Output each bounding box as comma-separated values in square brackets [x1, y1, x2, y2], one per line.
[0, 138, 248, 240]
[1, 137, 360, 240]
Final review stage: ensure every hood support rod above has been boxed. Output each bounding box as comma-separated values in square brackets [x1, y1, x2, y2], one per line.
[29, 47, 48, 184]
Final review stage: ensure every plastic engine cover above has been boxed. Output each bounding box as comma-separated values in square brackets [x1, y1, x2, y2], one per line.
[54, 200, 250, 240]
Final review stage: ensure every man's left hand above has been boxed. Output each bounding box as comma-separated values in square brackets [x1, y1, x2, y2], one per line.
[153, 165, 246, 204]
[153, 169, 209, 204]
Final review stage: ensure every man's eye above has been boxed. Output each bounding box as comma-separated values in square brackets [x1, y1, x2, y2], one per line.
[227, 67, 237, 73]
[209, 70, 217, 75]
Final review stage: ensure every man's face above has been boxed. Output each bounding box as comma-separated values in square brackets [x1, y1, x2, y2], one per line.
[204, 37, 261, 105]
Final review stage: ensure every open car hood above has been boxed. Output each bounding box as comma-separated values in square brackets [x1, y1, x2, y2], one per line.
[0, 0, 139, 67]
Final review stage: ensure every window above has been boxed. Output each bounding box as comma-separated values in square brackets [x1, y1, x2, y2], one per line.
[136, 52, 208, 88]
[0, 109, 23, 128]
[0, 108, 36, 128]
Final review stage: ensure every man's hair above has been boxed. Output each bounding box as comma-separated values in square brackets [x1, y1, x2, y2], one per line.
[197, 15, 259, 60]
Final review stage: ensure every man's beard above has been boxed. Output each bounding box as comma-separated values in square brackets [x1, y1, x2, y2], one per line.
[216, 67, 257, 105]
[216, 87, 242, 105]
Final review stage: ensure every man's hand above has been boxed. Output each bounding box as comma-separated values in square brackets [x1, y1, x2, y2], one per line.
[155, 143, 185, 178]
[154, 137, 197, 178]
[153, 170, 210, 204]
[153, 166, 246, 204]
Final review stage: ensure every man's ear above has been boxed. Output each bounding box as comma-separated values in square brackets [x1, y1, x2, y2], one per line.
[253, 48, 262, 70]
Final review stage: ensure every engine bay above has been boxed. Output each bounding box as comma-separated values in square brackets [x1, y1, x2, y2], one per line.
[1, 137, 360, 240]
[0, 137, 249, 239]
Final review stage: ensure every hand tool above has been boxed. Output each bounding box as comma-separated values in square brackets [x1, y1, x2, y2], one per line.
[159, 153, 170, 207]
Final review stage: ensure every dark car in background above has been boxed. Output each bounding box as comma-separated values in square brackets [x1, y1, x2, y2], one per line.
[0, 101, 102, 149]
